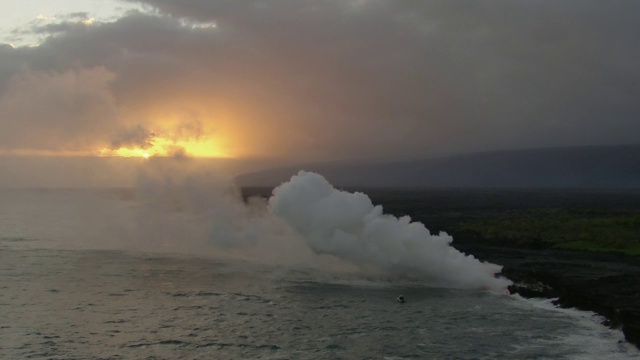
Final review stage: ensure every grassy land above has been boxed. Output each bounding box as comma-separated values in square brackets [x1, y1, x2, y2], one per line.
[361, 189, 640, 256]
[461, 209, 640, 255]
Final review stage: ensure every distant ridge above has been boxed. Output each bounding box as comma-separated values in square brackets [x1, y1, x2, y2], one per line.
[234, 145, 640, 189]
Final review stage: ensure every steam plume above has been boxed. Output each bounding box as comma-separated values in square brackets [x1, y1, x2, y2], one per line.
[6, 162, 510, 291]
[269, 171, 511, 291]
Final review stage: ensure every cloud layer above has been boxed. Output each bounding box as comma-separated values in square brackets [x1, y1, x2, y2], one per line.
[1, 0, 639, 161]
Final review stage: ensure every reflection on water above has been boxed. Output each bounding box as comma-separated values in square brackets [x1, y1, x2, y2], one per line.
[0, 247, 636, 359]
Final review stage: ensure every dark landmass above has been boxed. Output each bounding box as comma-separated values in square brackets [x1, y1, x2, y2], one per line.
[362, 188, 640, 255]
[460, 244, 640, 349]
[364, 188, 640, 348]
[235, 144, 640, 189]
[241, 186, 640, 348]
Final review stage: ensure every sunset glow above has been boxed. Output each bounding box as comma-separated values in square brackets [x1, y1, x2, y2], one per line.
[99, 136, 231, 159]
[1, 0, 638, 186]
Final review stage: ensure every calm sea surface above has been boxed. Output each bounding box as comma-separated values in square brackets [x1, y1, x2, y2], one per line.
[0, 189, 637, 359]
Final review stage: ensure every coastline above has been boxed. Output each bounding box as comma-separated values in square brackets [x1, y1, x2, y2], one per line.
[240, 186, 640, 349]
[458, 243, 640, 349]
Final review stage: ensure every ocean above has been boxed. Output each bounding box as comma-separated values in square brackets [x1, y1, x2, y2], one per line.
[1, 184, 638, 359]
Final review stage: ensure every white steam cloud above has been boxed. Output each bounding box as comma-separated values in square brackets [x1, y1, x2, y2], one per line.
[269, 171, 511, 291]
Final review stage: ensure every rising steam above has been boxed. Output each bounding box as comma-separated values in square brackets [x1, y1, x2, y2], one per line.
[5, 163, 510, 291]
[269, 171, 511, 291]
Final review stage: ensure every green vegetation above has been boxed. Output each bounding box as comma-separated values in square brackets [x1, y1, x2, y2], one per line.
[461, 209, 640, 255]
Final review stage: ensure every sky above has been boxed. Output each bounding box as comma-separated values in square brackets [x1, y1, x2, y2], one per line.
[1, 0, 640, 184]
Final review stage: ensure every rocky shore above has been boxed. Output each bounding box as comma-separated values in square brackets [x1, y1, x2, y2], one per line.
[241, 187, 640, 348]
[459, 244, 640, 348]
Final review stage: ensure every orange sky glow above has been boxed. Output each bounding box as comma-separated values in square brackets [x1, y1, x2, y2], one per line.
[98, 136, 232, 159]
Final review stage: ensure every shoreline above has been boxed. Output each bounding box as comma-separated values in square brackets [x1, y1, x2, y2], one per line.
[458, 243, 640, 349]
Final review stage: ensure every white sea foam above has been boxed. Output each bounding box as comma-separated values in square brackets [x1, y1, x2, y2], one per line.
[507, 295, 639, 359]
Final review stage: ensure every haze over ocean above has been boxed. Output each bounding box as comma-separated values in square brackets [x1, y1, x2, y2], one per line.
[1, 171, 638, 358]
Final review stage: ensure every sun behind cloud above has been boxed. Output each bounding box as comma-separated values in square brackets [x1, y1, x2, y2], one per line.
[99, 135, 231, 159]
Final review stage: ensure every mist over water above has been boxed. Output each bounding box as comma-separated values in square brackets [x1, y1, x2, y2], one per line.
[1, 164, 510, 290]
[3, 164, 639, 358]
[127, 166, 512, 291]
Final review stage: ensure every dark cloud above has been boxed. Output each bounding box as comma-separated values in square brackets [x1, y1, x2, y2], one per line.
[110, 124, 155, 149]
[64, 12, 92, 20]
[1, 0, 639, 161]
[0, 67, 117, 153]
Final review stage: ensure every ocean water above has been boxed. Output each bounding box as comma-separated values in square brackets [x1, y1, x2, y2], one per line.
[0, 188, 638, 359]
